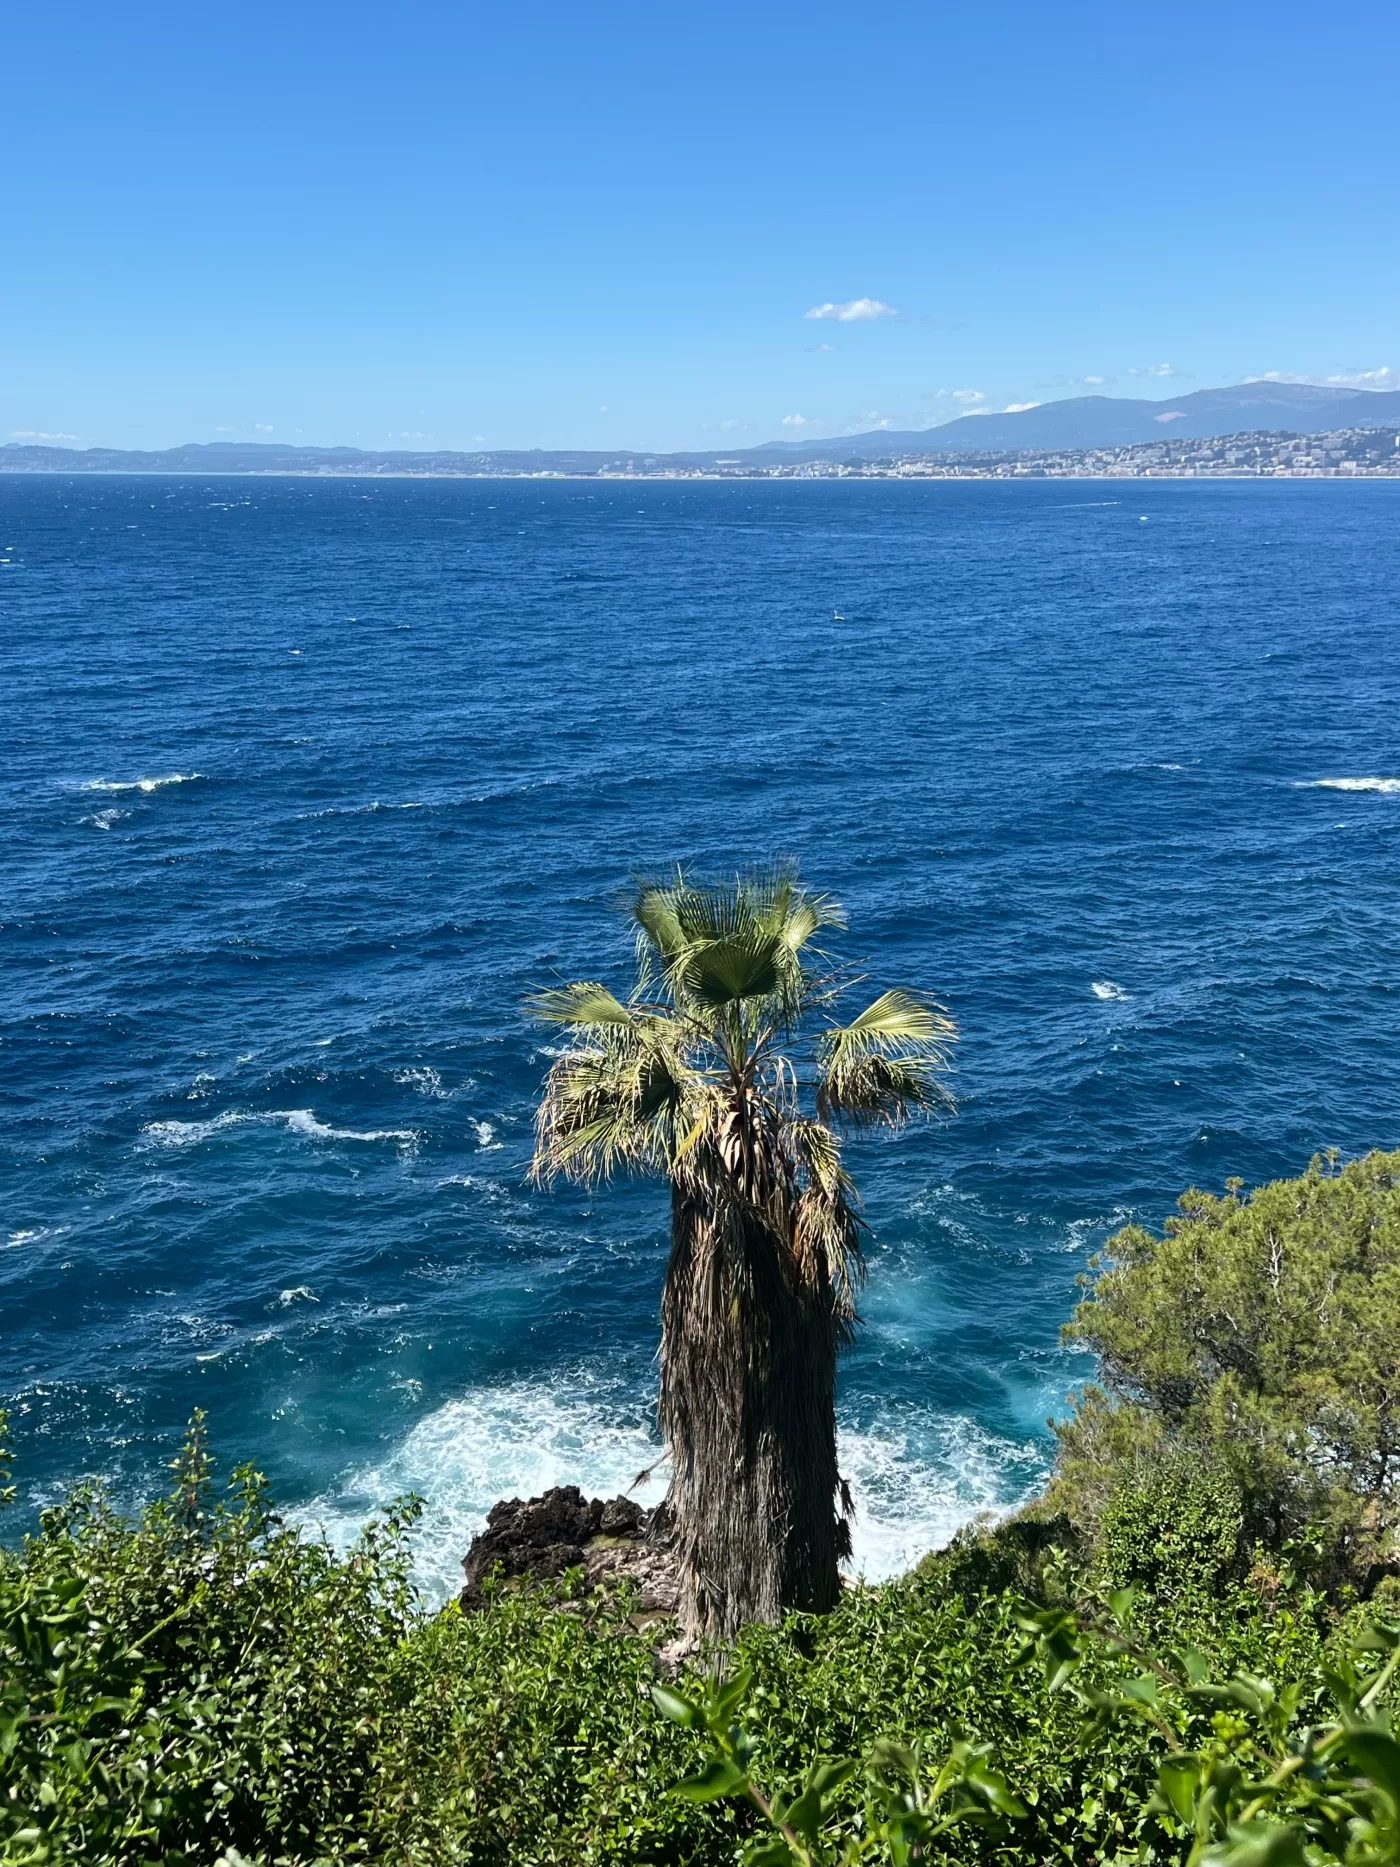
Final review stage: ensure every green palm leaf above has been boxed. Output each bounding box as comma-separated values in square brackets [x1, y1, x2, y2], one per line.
[816, 989, 957, 1127]
[678, 929, 784, 1007]
[528, 981, 637, 1027]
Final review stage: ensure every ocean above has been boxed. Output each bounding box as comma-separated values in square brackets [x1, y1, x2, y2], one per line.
[3, 473, 1399, 1598]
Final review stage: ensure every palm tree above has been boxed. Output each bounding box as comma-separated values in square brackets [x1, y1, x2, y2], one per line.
[529, 867, 955, 1641]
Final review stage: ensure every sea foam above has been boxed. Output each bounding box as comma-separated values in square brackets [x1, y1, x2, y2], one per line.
[1305, 777, 1400, 795]
[308, 1381, 1046, 1605]
[139, 1109, 419, 1149]
[82, 772, 206, 793]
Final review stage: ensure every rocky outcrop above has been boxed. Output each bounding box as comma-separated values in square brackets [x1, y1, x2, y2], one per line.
[460, 1485, 678, 1623]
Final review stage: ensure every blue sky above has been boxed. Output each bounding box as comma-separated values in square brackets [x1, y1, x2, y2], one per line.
[7, 0, 1399, 452]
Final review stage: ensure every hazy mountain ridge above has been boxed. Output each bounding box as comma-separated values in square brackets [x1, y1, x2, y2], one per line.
[775, 383, 1400, 457]
[4, 384, 1399, 473]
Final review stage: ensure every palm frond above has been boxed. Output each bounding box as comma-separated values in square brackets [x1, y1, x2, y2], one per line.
[530, 1013, 697, 1185]
[630, 879, 690, 985]
[785, 1115, 866, 1323]
[744, 864, 847, 954]
[677, 927, 785, 1008]
[630, 867, 841, 1039]
[527, 980, 637, 1028]
[816, 988, 957, 1128]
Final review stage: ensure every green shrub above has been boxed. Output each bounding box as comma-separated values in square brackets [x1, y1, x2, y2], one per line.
[0, 1403, 1363, 1866]
[0, 1410, 422, 1865]
[655, 1600, 1400, 1867]
[1094, 1454, 1245, 1605]
[1054, 1150, 1400, 1580]
[7, 1144, 1400, 1864]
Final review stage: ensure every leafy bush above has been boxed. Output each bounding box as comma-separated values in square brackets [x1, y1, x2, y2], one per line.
[1053, 1149, 1400, 1579]
[0, 1411, 422, 1865]
[2, 1409, 1341, 1866]
[1094, 1454, 1245, 1607]
[654, 1598, 1400, 1867]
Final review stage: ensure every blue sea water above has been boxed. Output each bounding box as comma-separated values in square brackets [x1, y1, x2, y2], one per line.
[3, 474, 1400, 1597]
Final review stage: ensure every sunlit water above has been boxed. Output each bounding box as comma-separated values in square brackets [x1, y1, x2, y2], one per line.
[3, 475, 1399, 1598]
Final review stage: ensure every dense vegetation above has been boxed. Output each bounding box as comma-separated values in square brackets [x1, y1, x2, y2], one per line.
[6, 1150, 1400, 1865]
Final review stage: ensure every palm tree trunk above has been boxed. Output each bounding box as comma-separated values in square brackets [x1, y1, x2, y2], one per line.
[659, 1181, 847, 1640]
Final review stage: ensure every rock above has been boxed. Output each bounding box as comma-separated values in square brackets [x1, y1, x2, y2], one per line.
[460, 1484, 678, 1622]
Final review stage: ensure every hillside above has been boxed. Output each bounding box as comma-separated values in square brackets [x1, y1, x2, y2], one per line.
[4, 384, 1400, 474]
[772, 382, 1400, 458]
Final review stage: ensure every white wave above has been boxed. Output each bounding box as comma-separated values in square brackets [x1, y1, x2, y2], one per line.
[82, 772, 205, 794]
[300, 800, 425, 819]
[1305, 777, 1400, 795]
[307, 1381, 1047, 1606]
[308, 1383, 666, 1601]
[83, 807, 128, 829]
[279, 1285, 320, 1306]
[1062, 1206, 1131, 1255]
[139, 1109, 420, 1149]
[1091, 980, 1130, 1001]
[5, 1226, 65, 1249]
[395, 1067, 447, 1098]
[472, 1119, 501, 1148]
[840, 1412, 1046, 1581]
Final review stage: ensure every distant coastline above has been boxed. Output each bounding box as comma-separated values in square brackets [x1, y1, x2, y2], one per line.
[9, 380, 1400, 483]
[4, 425, 1400, 482]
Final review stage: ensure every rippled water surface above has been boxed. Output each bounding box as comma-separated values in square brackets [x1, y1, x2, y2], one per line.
[3, 475, 1399, 1594]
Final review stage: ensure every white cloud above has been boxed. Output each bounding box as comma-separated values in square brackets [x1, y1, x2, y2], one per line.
[1129, 363, 1185, 379]
[804, 298, 898, 322]
[806, 342, 836, 353]
[1039, 374, 1117, 390]
[1004, 401, 1041, 413]
[1245, 366, 1398, 392]
[254, 423, 274, 433]
[781, 413, 815, 428]
[9, 429, 78, 441]
[952, 389, 985, 405]
[720, 420, 744, 430]
[1154, 411, 1188, 424]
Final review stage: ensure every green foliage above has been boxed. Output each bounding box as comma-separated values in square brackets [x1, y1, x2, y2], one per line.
[0, 1415, 1369, 1866]
[1095, 1455, 1246, 1606]
[0, 1411, 422, 1865]
[10, 1150, 1400, 1861]
[651, 1667, 1025, 1866]
[1015, 1588, 1400, 1867]
[1054, 1149, 1400, 1577]
[262, 1526, 1351, 1864]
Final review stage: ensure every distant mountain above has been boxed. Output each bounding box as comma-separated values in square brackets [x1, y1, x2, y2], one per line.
[3, 384, 1398, 475]
[0, 440, 655, 475]
[770, 383, 1400, 458]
